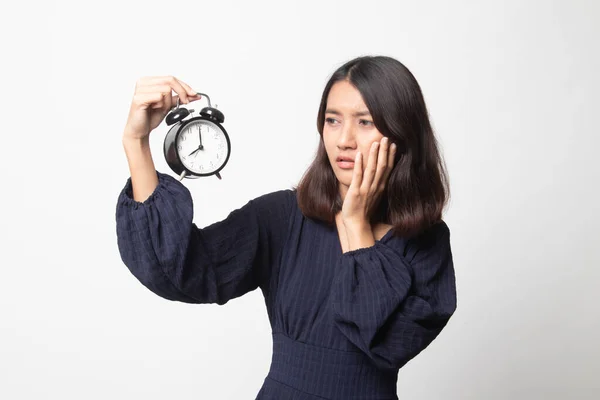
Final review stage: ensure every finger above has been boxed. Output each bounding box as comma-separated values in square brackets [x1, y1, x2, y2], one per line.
[138, 76, 192, 103]
[142, 87, 180, 111]
[361, 141, 379, 191]
[167, 94, 179, 110]
[153, 95, 179, 111]
[166, 76, 192, 103]
[349, 152, 363, 192]
[177, 80, 202, 99]
[372, 137, 389, 191]
[136, 84, 171, 94]
[169, 78, 200, 100]
[137, 84, 172, 109]
[132, 92, 165, 110]
[382, 142, 397, 183]
[138, 76, 197, 95]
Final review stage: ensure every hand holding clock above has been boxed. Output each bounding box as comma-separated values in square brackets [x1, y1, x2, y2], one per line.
[123, 76, 201, 141]
[122, 75, 230, 183]
[122, 76, 200, 202]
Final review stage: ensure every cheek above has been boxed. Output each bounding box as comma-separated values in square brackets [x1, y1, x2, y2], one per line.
[322, 134, 336, 159]
[359, 140, 377, 159]
[362, 133, 385, 151]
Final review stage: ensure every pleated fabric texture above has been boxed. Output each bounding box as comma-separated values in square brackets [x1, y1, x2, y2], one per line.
[116, 171, 457, 399]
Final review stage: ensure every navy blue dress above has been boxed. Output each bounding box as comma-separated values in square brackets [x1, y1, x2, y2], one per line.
[116, 171, 457, 399]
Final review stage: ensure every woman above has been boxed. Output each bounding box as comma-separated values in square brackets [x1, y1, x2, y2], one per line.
[116, 55, 457, 399]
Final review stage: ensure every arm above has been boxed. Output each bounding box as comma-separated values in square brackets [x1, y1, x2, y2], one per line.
[330, 221, 457, 371]
[121, 136, 159, 202]
[115, 171, 294, 305]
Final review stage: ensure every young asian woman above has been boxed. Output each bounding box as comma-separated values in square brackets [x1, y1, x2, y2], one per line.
[116, 55, 457, 400]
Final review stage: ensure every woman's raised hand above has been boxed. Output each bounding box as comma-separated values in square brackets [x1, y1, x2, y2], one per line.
[341, 137, 397, 227]
[123, 76, 201, 140]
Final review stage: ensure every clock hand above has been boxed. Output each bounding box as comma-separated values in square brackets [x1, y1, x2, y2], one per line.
[188, 141, 207, 156]
[198, 125, 204, 150]
[186, 126, 206, 156]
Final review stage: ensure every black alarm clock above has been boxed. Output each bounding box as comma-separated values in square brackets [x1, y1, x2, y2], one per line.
[163, 93, 231, 181]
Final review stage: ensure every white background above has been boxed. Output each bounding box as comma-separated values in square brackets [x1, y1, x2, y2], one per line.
[1, 0, 598, 399]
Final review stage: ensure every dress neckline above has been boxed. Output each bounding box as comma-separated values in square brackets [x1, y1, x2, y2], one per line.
[379, 226, 395, 243]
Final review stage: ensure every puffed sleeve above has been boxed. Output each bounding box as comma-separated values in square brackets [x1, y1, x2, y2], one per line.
[330, 221, 457, 371]
[115, 170, 294, 305]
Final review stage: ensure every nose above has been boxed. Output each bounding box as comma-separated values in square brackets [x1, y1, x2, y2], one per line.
[336, 122, 356, 150]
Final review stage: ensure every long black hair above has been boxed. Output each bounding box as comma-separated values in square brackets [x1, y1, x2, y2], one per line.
[295, 55, 450, 238]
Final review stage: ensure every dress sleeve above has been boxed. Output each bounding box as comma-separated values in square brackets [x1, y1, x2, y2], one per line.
[115, 170, 294, 305]
[330, 221, 457, 371]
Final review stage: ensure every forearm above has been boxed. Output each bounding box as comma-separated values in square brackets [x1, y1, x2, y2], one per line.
[122, 136, 159, 202]
[343, 221, 375, 252]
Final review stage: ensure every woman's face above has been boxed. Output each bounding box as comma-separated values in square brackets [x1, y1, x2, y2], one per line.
[322, 80, 385, 199]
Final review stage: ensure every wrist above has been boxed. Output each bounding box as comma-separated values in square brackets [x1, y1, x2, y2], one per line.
[342, 217, 370, 231]
[342, 221, 375, 252]
[122, 134, 149, 143]
[122, 125, 150, 143]
[122, 135, 150, 151]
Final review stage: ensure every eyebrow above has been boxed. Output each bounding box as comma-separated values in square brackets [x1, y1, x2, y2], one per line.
[325, 108, 372, 117]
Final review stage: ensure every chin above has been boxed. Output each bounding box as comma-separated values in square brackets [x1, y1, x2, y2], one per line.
[329, 162, 351, 186]
[333, 171, 352, 188]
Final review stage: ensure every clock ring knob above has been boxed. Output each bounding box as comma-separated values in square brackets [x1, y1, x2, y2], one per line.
[165, 107, 190, 126]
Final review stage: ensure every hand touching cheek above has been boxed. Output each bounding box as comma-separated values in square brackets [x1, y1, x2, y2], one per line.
[341, 137, 397, 226]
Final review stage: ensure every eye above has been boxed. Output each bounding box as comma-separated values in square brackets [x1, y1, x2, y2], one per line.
[359, 119, 373, 126]
[325, 117, 337, 125]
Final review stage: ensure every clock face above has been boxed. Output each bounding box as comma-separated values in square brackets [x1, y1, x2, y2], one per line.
[176, 120, 229, 175]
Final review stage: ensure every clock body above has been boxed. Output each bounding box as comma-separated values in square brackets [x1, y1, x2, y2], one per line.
[164, 116, 231, 179]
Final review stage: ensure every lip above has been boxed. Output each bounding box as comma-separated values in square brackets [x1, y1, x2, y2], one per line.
[336, 156, 355, 169]
[335, 155, 355, 170]
[336, 155, 355, 162]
